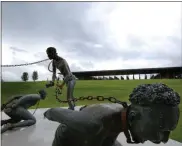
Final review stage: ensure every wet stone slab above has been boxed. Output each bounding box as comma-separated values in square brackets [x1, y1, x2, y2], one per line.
[1, 106, 182, 146]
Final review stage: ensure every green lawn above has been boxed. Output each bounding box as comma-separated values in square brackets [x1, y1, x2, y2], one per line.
[1, 79, 182, 142]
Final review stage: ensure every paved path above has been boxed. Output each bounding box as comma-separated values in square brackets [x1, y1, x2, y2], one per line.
[1, 106, 182, 146]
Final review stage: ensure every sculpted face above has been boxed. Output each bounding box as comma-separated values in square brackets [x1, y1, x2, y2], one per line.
[39, 89, 47, 100]
[46, 51, 55, 59]
[46, 47, 57, 60]
[129, 104, 180, 144]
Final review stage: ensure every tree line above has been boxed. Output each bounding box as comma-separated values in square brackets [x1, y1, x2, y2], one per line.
[21, 71, 38, 82]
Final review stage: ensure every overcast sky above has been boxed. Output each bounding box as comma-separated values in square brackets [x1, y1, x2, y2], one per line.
[1, 2, 182, 81]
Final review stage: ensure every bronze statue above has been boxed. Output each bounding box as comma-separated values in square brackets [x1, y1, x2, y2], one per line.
[46, 47, 76, 110]
[1, 89, 47, 133]
[44, 83, 180, 146]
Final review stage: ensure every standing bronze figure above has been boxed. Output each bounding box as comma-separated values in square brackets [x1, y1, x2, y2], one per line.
[46, 47, 76, 110]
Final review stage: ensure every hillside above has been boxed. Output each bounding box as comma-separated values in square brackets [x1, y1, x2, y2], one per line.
[1, 79, 182, 142]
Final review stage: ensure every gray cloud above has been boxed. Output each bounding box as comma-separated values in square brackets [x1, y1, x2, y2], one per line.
[61, 39, 124, 61]
[2, 2, 92, 40]
[2, 66, 32, 81]
[142, 37, 181, 64]
[70, 63, 83, 72]
[3, 2, 181, 63]
[10, 47, 28, 53]
[127, 35, 146, 48]
[79, 61, 94, 69]
[2, 2, 181, 81]
[2, 2, 123, 62]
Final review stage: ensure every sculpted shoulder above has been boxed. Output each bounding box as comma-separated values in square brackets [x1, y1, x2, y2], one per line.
[81, 103, 124, 116]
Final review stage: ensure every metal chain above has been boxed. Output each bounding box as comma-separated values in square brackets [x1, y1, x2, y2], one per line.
[56, 95, 128, 108]
[1, 59, 49, 67]
[53, 77, 128, 108]
[54, 83, 134, 144]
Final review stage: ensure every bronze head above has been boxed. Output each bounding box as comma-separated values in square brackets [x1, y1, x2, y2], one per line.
[38, 89, 47, 100]
[128, 83, 180, 144]
[46, 47, 57, 60]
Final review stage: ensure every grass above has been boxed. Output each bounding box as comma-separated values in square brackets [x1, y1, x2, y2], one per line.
[1, 79, 182, 142]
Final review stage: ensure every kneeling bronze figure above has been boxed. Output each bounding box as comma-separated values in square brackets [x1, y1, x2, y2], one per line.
[44, 83, 180, 146]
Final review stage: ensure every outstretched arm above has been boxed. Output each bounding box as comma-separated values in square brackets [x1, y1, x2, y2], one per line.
[44, 108, 79, 123]
[45, 105, 123, 146]
[44, 107, 103, 135]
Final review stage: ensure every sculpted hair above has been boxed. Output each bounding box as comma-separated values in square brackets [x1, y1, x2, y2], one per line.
[46, 47, 57, 54]
[129, 83, 180, 106]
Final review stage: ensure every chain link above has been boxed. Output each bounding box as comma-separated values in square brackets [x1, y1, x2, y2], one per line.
[54, 84, 133, 143]
[1, 59, 49, 67]
[53, 76, 128, 108]
[55, 95, 128, 108]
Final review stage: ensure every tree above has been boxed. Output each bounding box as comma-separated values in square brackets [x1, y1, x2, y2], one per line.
[21, 72, 29, 82]
[32, 71, 38, 82]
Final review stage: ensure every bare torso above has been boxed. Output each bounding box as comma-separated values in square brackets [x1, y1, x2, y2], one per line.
[53, 56, 76, 83]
